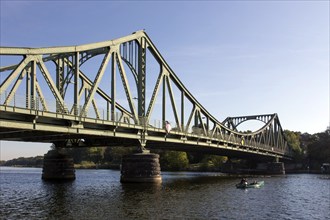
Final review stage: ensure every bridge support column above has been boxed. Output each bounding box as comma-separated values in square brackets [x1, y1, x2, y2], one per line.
[42, 149, 75, 181]
[267, 162, 285, 175]
[255, 162, 285, 175]
[120, 153, 161, 183]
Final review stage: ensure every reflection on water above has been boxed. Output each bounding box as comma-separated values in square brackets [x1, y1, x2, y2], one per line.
[41, 181, 75, 219]
[1, 167, 329, 219]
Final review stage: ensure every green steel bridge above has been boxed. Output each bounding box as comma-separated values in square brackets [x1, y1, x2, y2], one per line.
[0, 31, 292, 161]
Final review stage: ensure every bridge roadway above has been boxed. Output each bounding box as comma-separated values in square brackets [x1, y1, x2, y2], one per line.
[0, 30, 291, 162]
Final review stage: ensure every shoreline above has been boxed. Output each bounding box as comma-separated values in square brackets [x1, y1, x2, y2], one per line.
[1, 165, 327, 175]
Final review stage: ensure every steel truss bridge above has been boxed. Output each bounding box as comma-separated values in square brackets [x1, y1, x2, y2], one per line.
[0, 31, 292, 160]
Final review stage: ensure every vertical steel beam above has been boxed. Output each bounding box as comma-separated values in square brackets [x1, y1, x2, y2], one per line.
[30, 60, 36, 109]
[74, 52, 79, 115]
[206, 117, 209, 135]
[107, 101, 110, 121]
[194, 111, 199, 127]
[138, 38, 146, 118]
[137, 38, 146, 118]
[111, 52, 116, 121]
[162, 75, 166, 126]
[59, 58, 65, 97]
[26, 66, 31, 108]
[56, 58, 64, 112]
[181, 91, 185, 131]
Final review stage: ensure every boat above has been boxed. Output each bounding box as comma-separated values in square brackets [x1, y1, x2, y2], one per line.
[236, 181, 264, 189]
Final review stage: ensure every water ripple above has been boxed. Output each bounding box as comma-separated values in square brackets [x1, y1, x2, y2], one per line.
[1, 168, 329, 219]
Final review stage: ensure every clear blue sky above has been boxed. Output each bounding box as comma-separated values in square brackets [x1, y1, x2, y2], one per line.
[0, 1, 329, 160]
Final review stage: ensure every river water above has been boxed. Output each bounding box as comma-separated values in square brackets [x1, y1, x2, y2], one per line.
[0, 167, 329, 220]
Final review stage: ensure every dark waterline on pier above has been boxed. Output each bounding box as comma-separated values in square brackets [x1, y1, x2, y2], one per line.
[1, 167, 329, 219]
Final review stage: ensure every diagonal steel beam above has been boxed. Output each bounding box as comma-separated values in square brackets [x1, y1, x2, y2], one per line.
[185, 105, 197, 133]
[146, 68, 165, 121]
[3, 70, 26, 105]
[0, 56, 33, 94]
[92, 99, 100, 119]
[80, 50, 111, 117]
[35, 79, 48, 111]
[116, 51, 138, 123]
[36, 56, 67, 112]
[62, 57, 132, 118]
[166, 75, 181, 131]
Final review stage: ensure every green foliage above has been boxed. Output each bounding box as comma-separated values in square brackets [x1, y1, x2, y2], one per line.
[74, 161, 96, 169]
[187, 152, 204, 164]
[65, 148, 88, 164]
[306, 128, 330, 169]
[106, 146, 136, 164]
[284, 130, 303, 160]
[87, 147, 106, 163]
[159, 151, 189, 171]
[65, 146, 135, 166]
[2, 156, 44, 167]
[201, 155, 227, 170]
[284, 130, 301, 152]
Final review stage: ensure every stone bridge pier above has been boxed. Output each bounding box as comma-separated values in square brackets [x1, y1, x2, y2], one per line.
[120, 152, 162, 183]
[42, 147, 75, 181]
[42, 145, 162, 183]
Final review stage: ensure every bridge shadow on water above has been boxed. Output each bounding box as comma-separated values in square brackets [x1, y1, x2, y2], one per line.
[120, 172, 240, 195]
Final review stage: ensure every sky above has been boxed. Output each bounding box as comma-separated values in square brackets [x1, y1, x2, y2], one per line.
[0, 1, 329, 161]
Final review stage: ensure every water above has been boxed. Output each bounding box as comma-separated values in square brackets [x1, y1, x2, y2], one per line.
[1, 167, 329, 220]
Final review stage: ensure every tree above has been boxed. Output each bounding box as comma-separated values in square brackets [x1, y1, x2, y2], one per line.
[187, 152, 205, 164]
[307, 128, 330, 169]
[159, 151, 189, 171]
[3, 156, 44, 167]
[87, 147, 106, 164]
[105, 146, 136, 164]
[201, 155, 227, 170]
[284, 130, 303, 161]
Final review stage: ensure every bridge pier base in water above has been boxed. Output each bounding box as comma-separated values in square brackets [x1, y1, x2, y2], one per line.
[42, 149, 75, 181]
[255, 162, 286, 175]
[120, 153, 162, 183]
[266, 162, 285, 175]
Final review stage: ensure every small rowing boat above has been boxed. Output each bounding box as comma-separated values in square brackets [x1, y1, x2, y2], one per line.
[236, 181, 264, 189]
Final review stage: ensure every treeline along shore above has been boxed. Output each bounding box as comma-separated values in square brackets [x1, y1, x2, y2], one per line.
[1, 128, 329, 173]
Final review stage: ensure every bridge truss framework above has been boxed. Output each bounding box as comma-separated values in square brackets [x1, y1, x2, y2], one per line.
[0, 31, 292, 160]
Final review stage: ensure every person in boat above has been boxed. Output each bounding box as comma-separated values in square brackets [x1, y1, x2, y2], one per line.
[240, 178, 247, 185]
